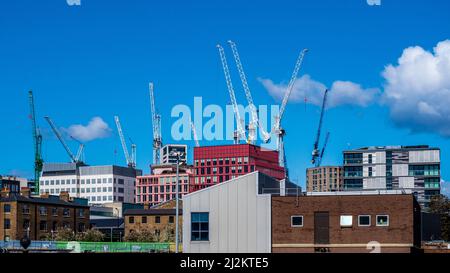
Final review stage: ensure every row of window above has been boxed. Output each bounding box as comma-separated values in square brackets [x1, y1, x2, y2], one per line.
[138, 185, 188, 194]
[3, 219, 86, 232]
[195, 157, 250, 167]
[3, 204, 86, 218]
[138, 176, 190, 185]
[40, 186, 125, 195]
[290, 214, 390, 228]
[128, 215, 175, 224]
[41, 178, 128, 186]
[196, 165, 254, 176]
[138, 193, 182, 203]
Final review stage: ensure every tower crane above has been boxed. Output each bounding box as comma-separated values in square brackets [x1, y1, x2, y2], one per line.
[217, 44, 247, 144]
[311, 89, 329, 166]
[71, 136, 85, 163]
[227, 40, 271, 144]
[149, 82, 162, 164]
[271, 49, 309, 176]
[44, 116, 84, 164]
[114, 116, 136, 168]
[28, 90, 43, 194]
[190, 120, 200, 147]
[316, 132, 330, 167]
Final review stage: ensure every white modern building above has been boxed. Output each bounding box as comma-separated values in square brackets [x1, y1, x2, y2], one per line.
[182, 171, 298, 253]
[343, 145, 441, 208]
[39, 163, 142, 205]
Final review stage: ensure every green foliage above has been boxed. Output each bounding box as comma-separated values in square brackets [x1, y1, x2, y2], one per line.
[429, 194, 450, 241]
[76, 229, 105, 242]
[124, 227, 180, 243]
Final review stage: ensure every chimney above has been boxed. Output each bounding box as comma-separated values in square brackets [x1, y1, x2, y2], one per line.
[40, 192, 50, 199]
[1, 188, 10, 198]
[20, 187, 31, 198]
[143, 204, 150, 210]
[59, 191, 70, 202]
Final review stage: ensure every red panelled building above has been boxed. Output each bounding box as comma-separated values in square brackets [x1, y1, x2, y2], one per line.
[191, 144, 285, 192]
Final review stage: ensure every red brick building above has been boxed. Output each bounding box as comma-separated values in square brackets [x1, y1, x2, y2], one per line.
[192, 144, 285, 192]
[271, 193, 421, 253]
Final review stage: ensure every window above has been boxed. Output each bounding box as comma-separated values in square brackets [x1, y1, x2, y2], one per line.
[63, 208, 70, 217]
[191, 212, 209, 241]
[4, 219, 11, 229]
[142, 216, 147, 224]
[340, 215, 353, 227]
[358, 215, 371, 227]
[52, 208, 58, 216]
[78, 209, 85, 218]
[23, 219, 30, 230]
[39, 206, 47, 216]
[78, 223, 86, 232]
[155, 216, 161, 224]
[169, 216, 174, 224]
[3, 204, 11, 213]
[291, 216, 303, 227]
[129, 217, 135, 224]
[376, 215, 389, 226]
[40, 221, 48, 231]
[368, 154, 373, 164]
[368, 167, 373, 177]
[22, 204, 30, 214]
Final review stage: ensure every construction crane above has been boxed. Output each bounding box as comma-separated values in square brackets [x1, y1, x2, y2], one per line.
[190, 120, 200, 147]
[228, 40, 271, 144]
[311, 89, 330, 166]
[130, 138, 137, 169]
[44, 116, 84, 164]
[316, 132, 330, 167]
[114, 116, 136, 168]
[271, 49, 309, 175]
[217, 44, 247, 144]
[28, 90, 43, 194]
[71, 136, 85, 163]
[149, 82, 162, 164]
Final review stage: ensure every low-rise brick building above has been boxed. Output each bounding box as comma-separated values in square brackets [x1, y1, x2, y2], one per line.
[0, 188, 90, 241]
[272, 192, 421, 253]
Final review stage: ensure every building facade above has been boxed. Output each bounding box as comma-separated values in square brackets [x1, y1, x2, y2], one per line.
[343, 145, 440, 208]
[0, 176, 21, 193]
[271, 192, 421, 253]
[306, 166, 343, 192]
[192, 144, 285, 192]
[160, 144, 188, 164]
[0, 188, 90, 241]
[136, 165, 194, 207]
[39, 163, 142, 205]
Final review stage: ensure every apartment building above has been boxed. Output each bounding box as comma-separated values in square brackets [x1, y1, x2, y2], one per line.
[39, 163, 142, 205]
[192, 144, 285, 192]
[136, 165, 194, 207]
[306, 166, 343, 192]
[343, 145, 440, 208]
[0, 188, 90, 241]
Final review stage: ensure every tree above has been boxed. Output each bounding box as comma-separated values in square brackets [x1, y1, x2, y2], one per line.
[53, 228, 76, 241]
[76, 229, 105, 242]
[429, 194, 450, 241]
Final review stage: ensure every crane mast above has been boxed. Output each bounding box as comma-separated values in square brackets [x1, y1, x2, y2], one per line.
[191, 121, 200, 147]
[29, 90, 43, 194]
[227, 40, 271, 143]
[316, 132, 330, 167]
[114, 116, 135, 168]
[217, 44, 247, 144]
[149, 82, 162, 164]
[45, 116, 78, 163]
[272, 49, 308, 175]
[311, 89, 329, 165]
[71, 136, 85, 163]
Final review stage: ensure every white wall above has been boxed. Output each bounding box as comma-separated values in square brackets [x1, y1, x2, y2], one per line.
[409, 150, 440, 163]
[183, 172, 272, 253]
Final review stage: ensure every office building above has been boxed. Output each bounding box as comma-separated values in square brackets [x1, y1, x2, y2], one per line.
[39, 163, 142, 205]
[192, 144, 285, 192]
[136, 165, 194, 207]
[0, 188, 90, 241]
[306, 166, 343, 192]
[343, 145, 440, 208]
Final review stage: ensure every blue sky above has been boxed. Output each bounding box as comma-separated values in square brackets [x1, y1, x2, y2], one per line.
[0, 0, 449, 194]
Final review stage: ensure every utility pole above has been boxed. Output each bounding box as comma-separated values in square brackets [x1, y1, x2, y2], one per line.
[170, 151, 185, 253]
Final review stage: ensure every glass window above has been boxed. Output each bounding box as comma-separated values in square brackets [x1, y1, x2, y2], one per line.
[39, 206, 47, 216]
[63, 208, 70, 217]
[191, 212, 209, 241]
[291, 216, 303, 227]
[3, 204, 11, 213]
[155, 216, 161, 224]
[52, 208, 58, 216]
[358, 215, 371, 226]
[376, 215, 389, 226]
[169, 216, 174, 224]
[340, 215, 353, 227]
[142, 216, 147, 224]
[40, 221, 48, 231]
[129, 216, 135, 224]
[4, 219, 11, 229]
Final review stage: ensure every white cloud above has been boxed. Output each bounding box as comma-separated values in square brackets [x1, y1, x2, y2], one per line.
[259, 74, 379, 108]
[382, 40, 450, 137]
[66, 117, 111, 142]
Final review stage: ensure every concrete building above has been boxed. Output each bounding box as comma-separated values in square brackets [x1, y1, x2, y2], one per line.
[160, 144, 188, 164]
[136, 165, 194, 207]
[0, 188, 90, 241]
[343, 145, 441, 208]
[192, 144, 285, 192]
[272, 191, 421, 253]
[39, 163, 142, 205]
[183, 172, 297, 253]
[0, 175, 21, 193]
[306, 166, 343, 192]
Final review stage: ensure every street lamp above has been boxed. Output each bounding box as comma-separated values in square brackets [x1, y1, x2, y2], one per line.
[170, 151, 185, 254]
